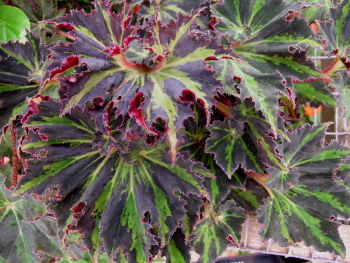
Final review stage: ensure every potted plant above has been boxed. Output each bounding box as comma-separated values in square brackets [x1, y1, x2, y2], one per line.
[1, 0, 350, 262]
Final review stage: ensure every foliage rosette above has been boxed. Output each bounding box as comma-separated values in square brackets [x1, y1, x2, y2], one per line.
[1, 0, 350, 262]
[17, 98, 206, 262]
[46, 0, 228, 162]
[258, 124, 350, 256]
[259, 175, 350, 257]
[207, 0, 324, 133]
[266, 124, 350, 192]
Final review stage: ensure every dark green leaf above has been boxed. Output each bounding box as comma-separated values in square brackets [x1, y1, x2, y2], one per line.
[234, 99, 287, 171]
[259, 174, 350, 257]
[317, 0, 350, 56]
[206, 98, 287, 177]
[206, 119, 258, 176]
[180, 101, 247, 207]
[193, 200, 246, 263]
[208, 56, 287, 136]
[138, 0, 208, 24]
[182, 193, 203, 241]
[162, 228, 191, 263]
[267, 124, 350, 192]
[336, 158, 350, 180]
[203, 164, 247, 208]
[228, 178, 266, 213]
[293, 80, 336, 106]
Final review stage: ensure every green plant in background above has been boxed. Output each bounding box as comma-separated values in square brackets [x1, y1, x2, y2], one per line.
[0, 5, 30, 43]
[1, 0, 350, 262]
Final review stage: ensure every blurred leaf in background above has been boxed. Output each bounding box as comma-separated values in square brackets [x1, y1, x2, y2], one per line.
[0, 6, 30, 43]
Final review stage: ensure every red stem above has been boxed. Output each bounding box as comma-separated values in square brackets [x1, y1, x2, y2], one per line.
[10, 125, 19, 188]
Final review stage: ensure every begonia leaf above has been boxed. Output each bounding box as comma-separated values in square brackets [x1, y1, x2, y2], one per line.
[257, 124, 350, 256]
[228, 178, 266, 214]
[332, 71, 350, 120]
[267, 124, 350, 192]
[137, 0, 208, 24]
[209, 0, 323, 134]
[203, 166, 246, 208]
[162, 228, 191, 263]
[317, 0, 350, 58]
[207, 56, 287, 136]
[180, 101, 248, 206]
[206, 119, 255, 176]
[193, 200, 245, 263]
[335, 158, 350, 180]
[0, 32, 52, 137]
[17, 98, 205, 262]
[293, 80, 336, 106]
[0, 176, 66, 263]
[206, 99, 286, 177]
[47, 0, 226, 162]
[205, 117, 284, 177]
[182, 193, 203, 241]
[259, 174, 350, 257]
[283, 1, 336, 22]
[212, 0, 321, 51]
